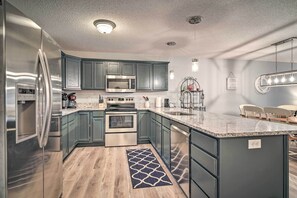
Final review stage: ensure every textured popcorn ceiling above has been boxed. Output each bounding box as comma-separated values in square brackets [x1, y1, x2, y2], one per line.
[8, 0, 297, 62]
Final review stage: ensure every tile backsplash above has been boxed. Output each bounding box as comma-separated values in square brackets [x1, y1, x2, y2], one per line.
[66, 90, 181, 108]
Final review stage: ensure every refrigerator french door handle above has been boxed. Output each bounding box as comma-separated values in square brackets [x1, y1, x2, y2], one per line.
[42, 52, 53, 147]
[36, 49, 49, 148]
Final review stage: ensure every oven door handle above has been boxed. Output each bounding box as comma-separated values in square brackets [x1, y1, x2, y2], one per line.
[106, 112, 137, 114]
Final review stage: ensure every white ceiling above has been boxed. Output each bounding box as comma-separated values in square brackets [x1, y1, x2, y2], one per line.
[8, 0, 297, 62]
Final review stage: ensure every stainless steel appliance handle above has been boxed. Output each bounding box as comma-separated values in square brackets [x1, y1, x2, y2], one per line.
[42, 52, 53, 147]
[171, 125, 190, 137]
[37, 49, 49, 148]
[105, 112, 137, 115]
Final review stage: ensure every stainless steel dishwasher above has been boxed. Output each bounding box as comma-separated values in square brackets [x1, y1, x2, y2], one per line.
[171, 122, 190, 197]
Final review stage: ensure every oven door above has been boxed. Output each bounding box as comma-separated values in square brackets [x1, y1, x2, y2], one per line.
[105, 112, 137, 133]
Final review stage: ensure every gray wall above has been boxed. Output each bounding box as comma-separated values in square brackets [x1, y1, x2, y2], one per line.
[0, 1, 7, 197]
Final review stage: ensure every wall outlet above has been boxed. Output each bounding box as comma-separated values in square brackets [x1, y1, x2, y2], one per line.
[248, 139, 261, 149]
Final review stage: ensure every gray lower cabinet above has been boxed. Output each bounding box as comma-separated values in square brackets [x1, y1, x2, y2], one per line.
[62, 117, 68, 159]
[153, 64, 168, 91]
[62, 55, 81, 90]
[92, 116, 104, 142]
[81, 61, 106, 90]
[136, 63, 152, 90]
[78, 111, 90, 142]
[138, 111, 151, 143]
[155, 121, 162, 155]
[161, 126, 170, 167]
[68, 118, 76, 152]
[78, 111, 104, 144]
[150, 116, 156, 147]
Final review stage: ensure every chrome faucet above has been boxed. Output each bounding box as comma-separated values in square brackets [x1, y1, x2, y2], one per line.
[180, 90, 194, 112]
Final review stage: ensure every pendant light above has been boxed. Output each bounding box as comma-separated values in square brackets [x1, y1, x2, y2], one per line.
[273, 45, 279, 84]
[256, 37, 297, 92]
[289, 39, 295, 82]
[192, 58, 199, 72]
[169, 70, 175, 79]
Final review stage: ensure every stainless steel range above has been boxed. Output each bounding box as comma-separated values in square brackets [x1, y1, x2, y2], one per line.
[105, 97, 137, 147]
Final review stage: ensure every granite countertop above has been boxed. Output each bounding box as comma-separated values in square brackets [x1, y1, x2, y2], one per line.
[62, 106, 297, 138]
[148, 107, 297, 138]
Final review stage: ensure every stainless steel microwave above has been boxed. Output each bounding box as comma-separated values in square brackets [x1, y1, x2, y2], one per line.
[106, 75, 136, 92]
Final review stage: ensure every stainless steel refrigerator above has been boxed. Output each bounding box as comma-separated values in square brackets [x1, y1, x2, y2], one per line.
[0, 1, 63, 197]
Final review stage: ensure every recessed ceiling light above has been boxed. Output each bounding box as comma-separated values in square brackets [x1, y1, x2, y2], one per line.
[166, 41, 176, 46]
[93, 19, 116, 34]
[187, 16, 202, 25]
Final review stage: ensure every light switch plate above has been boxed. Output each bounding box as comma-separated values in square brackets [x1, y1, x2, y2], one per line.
[248, 139, 261, 149]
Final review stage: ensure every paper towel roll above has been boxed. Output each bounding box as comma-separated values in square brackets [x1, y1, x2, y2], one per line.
[156, 97, 162, 108]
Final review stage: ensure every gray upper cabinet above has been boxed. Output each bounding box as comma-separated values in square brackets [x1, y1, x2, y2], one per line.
[153, 64, 168, 91]
[93, 61, 106, 89]
[81, 61, 106, 90]
[137, 63, 152, 90]
[81, 61, 93, 89]
[62, 55, 81, 90]
[106, 62, 121, 75]
[121, 62, 136, 76]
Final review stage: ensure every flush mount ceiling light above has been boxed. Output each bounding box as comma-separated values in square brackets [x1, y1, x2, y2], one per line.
[93, 19, 116, 34]
[255, 37, 297, 93]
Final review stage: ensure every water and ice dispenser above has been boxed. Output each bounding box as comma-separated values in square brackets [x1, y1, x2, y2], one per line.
[16, 84, 36, 143]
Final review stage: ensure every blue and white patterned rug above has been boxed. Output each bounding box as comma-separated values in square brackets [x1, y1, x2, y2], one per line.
[126, 148, 172, 189]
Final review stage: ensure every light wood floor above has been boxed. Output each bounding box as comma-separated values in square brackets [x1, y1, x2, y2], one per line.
[63, 144, 186, 198]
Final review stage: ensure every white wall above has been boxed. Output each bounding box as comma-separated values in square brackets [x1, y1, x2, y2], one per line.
[64, 50, 297, 115]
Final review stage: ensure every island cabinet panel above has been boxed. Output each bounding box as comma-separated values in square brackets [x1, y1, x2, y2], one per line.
[153, 63, 168, 91]
[136, 63, 153, 90]
[190, 130, 288, 198]
[191, 144, 217, 176]
[62, 55, 81, 90]
[137, 111, 151, 143]
[191, 129, 218, 156]
[218, 136, 286, 198]
[191, 159, 217, 198]
[191, 180, 208, 198]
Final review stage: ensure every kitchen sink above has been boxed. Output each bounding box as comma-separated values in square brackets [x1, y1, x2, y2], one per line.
[163, 111, 195, 116]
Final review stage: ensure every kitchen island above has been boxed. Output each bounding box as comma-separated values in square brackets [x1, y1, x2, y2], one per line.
[145, 108, 297, 198]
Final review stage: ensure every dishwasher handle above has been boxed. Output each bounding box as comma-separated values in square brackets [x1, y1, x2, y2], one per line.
[171, 125, 190, 137]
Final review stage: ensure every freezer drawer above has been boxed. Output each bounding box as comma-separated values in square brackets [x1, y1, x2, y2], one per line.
[105, 133, 137, 147]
